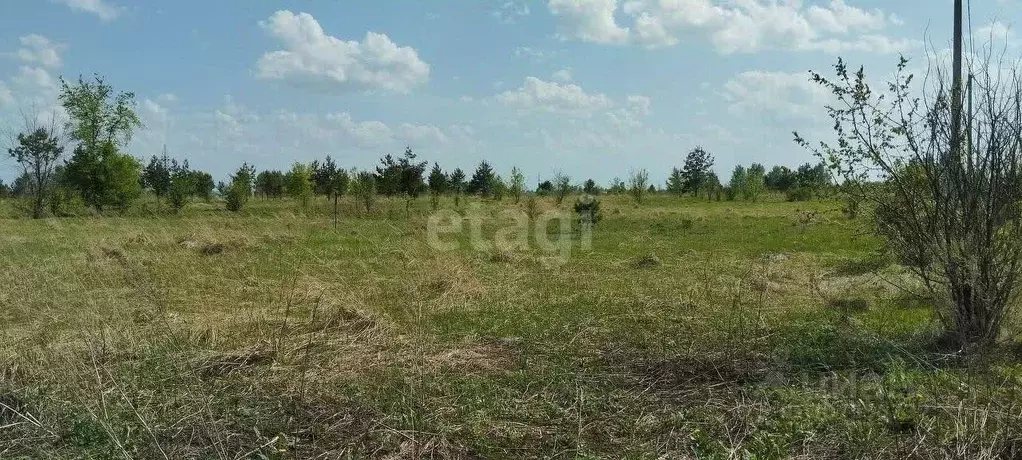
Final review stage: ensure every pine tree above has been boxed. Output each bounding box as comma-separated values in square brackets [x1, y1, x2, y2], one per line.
[467, 161, 495, 197]
[427, 162, 447, 210]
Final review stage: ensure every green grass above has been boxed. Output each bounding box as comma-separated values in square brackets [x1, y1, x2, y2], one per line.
[0, 193, 1020, 458]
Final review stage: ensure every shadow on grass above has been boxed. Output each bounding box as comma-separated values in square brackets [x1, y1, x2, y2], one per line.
[831, 252, 892, 277]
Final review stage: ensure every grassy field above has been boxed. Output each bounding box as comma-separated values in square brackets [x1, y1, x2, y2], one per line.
[1, 193, 1021, 458]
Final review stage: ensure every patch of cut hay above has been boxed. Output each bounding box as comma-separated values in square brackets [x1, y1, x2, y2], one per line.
[417, 261, 486, 306]
[427, 337, 520, 374]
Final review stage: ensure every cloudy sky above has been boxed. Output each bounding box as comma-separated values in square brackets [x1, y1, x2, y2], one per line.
[0, 0, 1018, 185]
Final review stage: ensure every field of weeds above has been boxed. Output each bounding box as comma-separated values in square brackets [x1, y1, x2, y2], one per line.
[2, 194, 1022, 458]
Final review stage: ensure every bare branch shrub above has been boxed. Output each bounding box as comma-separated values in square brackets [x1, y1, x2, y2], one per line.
[796, 47, 1022, 351]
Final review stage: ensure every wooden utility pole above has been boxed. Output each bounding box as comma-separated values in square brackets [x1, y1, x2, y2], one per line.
[951, 0, 964, 161]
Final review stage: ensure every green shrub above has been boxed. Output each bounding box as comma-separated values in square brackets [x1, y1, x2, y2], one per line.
[225, 182, 248, 212]
[573, 194, 602, 227]
[786, 187, 815, 202]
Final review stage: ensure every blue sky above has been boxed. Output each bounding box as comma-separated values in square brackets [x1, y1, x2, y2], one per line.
[1, 0, 1019, 185]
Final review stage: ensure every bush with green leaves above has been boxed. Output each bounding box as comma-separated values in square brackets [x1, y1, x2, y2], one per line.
[628, 169, 649, 204]
[224, 163, 255, 213]
[224, 182, 247, 212]
[786, 187, 814, 202]
[351, 170, 377, 212]
[167, 160, 194, 213]
[285, 162, 314, 209]
[573, 194, 602, 228]
[553, 172, 571, 205]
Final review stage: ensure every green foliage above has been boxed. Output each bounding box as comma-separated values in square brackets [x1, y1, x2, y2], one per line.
[467, 161, 495, 197]
[666, 167, 684, 195]
[449, 168, 466, 207]
[233, 162, 256, 197]
[582, 178, 599, 195]
[744, 163, 766, 201]
[728, 165, 746, 201]
[536, 180, 553, 196]
[167, 159, 193, 213]
[705, 172, 722, 201]
[553, 171, 571, 205]
[11, 172, 31, 197]
[509, 167, 526, 203]
[59, 75, 142, 152]
[8, 127, 64, 219]
[680, 146, 715, 197]
[351, 170, 377, 212]
[490, 174, 507, 201]
[766, 165, 797, 191]
[255, 170, 286, 198]
[332, 169, 350, 198]
[796, 162, 830, 189]
[141, 151, 172, 200]
[285, 162, 314, 208]
[628, 168, 649, 204]
[224, 163, 255, 212]
[63, 142, 142, 212]
[224, 182, 247, 212]
[310, 155, 338, 196]
[427, 162, 447, 210]
[58, 75, 143, 212]
[190, 171, 215, 202]
[786, 187, 815, 202]
[375, 148, 426, 198]
[573, 194, 602, 227]
[608, 177, 626, 194]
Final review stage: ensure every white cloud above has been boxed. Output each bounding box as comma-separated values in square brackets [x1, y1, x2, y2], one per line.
[156, 93, 178, 104]
[492, 77, 653, 137]
[0, 82, 12, 107]
[512, 46, 551, 61]
[606, 94, 651, 130]
[548, 0, 630, 44]
[16, 35, 64, 69]
[0, 36, 67, 120]
[496, 77, 614, 116]
[143, 98, 168, 119]
[325, 112, 395, 147]
[721, 70, 833, 119]
[547, 0, 914, 54]
[552, 68, 573, 82]
[54, 0, 122, 21]
[13, 66, 60, 98]
[805, 0, 889, 35]
[256, 10, 430, 94]
[975, 21, 1016, 46]
[493, 1, 531, 24]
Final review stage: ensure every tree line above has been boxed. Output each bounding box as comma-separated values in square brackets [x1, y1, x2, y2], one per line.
[662, 147, 831, 202]
[2, 75, 834, 218]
